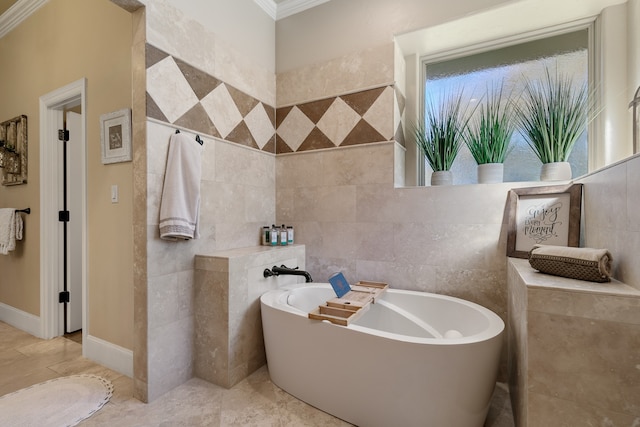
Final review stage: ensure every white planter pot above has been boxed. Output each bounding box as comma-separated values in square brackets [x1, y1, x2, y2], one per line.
[477, 163, 504, 184]
[540, 162, 572, 181]
[431, 170, 453, 186]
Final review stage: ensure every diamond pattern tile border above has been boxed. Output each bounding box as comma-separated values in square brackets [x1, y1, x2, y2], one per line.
[145, 44, 275, 152]
[145, 43, 406, 155]
[276, 85, 406, 153]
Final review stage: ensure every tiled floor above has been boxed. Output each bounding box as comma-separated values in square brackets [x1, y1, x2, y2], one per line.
[0, 321, 514, 426]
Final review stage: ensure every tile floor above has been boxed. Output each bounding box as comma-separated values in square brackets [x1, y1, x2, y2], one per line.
[0, 321, 514, 426]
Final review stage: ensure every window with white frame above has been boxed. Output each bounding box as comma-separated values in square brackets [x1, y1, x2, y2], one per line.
[422, 28, 590, 184]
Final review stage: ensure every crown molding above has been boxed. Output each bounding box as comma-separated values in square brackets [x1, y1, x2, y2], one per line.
[254, 0, 330, 21]
[0, 0, 48, 39]
[276, 0, 330, 20]
[253, 0, 277, 20]
[1, 0, 327, 31]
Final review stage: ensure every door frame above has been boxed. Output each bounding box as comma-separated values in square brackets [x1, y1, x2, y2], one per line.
[39, 78, 87, 341]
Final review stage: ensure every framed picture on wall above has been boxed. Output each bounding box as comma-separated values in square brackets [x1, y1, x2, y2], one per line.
[100, 108, 131, 164]
[506, 183, 583, 258]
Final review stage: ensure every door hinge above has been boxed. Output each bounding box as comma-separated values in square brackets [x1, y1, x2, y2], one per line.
[58, 211, 69, 222]
[58, 129, 69, 142]
[59, 291, 70, 303]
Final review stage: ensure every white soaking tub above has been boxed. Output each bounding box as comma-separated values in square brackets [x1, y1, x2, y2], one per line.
[260, 283, 504, 427]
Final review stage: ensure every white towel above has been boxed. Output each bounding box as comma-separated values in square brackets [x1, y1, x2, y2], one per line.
[159, 132, 203, 240]
[0, 209, 23, 254]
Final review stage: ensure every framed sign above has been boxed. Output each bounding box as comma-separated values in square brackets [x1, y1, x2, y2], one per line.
[100, 108, 131, 164]
[506, 183, 583, 258]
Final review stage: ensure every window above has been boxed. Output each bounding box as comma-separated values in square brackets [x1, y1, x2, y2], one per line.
[422, 29, 590, 184]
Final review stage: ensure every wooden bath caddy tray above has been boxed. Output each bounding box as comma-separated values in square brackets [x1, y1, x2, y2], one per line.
[308, 281, 388, 326]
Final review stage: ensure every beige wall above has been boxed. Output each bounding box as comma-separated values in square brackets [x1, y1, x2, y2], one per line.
[0, 0, 134, 349]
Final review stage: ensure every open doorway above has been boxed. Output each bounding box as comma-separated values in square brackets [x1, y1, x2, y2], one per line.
[62, 109, 83, 336]
[39, 79, 87, 345]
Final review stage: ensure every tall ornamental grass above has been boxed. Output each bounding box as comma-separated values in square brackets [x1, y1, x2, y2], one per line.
[515, 68, 589, 163]
[414, 90, 473, 172]
[465, 83, 516, 164]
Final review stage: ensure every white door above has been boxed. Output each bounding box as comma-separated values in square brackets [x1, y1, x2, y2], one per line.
[66, 111, 83, 333]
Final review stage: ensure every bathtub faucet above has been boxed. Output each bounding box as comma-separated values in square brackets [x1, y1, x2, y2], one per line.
[264, 265, 313, 283]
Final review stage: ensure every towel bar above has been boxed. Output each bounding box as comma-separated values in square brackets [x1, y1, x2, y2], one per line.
[15, 208, 30, 214]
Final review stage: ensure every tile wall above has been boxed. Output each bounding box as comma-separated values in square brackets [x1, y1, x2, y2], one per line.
[577, 153, 640, 290]
[506, 154, 640, 425]
[141, 120, 276, 401]
[193, 245, 305, 389]
[508, 258, 640, 426]
[145, 42, 407, 157]
[137, 0, 640, 406]
[275, 85, 405, 153]
[138, 0, 281, 401]
[146, 44, 276, 152]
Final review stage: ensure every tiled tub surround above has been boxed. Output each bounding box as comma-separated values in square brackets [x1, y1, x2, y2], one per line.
[275, 142, 565, 382]
[507, 258, 640, 426]
[194, 245, 306, 389]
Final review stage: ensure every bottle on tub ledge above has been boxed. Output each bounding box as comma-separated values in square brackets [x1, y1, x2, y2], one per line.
[262, 224, 294, 246]
[270, 224, 278, 246]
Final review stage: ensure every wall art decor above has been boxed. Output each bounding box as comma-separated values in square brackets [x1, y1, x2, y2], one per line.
[506, 183, 583, 258]
[0, 115, 27, 186]
[100, 108, 131, 164]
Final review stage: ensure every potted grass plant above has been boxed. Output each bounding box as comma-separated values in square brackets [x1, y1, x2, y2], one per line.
[414, 90, 472, 186]
[464, 83, 516, 183]
[515, 67, 589, 181]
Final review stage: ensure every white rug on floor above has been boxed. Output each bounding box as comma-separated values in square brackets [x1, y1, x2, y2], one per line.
[0, 374, 113, 427]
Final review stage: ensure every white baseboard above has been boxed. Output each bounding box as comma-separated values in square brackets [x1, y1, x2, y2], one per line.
[0, 302, 41, 337]
[84, 334, 133, 378]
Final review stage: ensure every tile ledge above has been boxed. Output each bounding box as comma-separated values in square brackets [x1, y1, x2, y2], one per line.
[196, 244, 305, 260]
[508, 257, 640, 298]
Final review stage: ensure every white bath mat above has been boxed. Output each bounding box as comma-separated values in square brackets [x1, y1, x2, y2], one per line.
[0, 374, 113, 427]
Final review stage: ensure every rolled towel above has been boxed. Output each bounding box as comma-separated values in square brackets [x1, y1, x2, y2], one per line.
[528, 244, 612, 282]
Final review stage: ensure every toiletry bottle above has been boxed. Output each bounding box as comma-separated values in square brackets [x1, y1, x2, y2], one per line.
[262, 226, 269, 246]
[280, 224, 288, 246]
[287, 226, 294, 244]
[270, 224, 278, 246]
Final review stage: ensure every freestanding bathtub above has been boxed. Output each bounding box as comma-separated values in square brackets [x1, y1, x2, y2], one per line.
[260, 283, 504, 427]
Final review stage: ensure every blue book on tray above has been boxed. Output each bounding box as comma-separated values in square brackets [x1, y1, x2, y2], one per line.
[328, 272, 351, 298]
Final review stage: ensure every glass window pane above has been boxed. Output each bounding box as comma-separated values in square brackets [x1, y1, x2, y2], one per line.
[424, 30, 588, 184]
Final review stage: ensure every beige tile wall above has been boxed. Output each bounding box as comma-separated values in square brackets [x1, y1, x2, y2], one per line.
[193, 245, 305, 389]
[507, 258, 640, 426]
[143, 120, 276, 401]
[137, 0, 640, 406]
[507, 154, 640, 426]
[276, 143, 534, 365]
[578, 153, 640, 290]
[138, 0, 279, 402]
